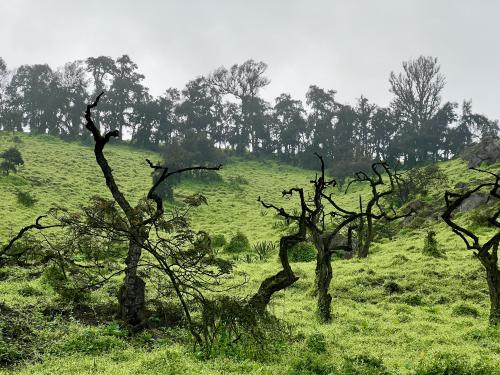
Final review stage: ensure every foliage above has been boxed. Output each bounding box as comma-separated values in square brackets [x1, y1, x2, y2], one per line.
[199, 296, 290, 361]
[289, 241, 316, 262]
[422, 230, 443, 258]
[0, 147, 24, 175]
[252, 241, 276, 261]
[415, 352, 495, 375]
[223, 232, 251, 253]
[395, 164, 449, 205]
[211, 234, 227, 248]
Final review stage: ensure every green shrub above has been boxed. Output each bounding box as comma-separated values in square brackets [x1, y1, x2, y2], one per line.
[305, 332, 327, 354]
[340, 354, 390, 375]
[422, 231, 443, 257]
[211, 234, 227, 248]
[253, 241, 276, 261]
[452, 303, 480, 318]
[289, 352, 336, 375]
[42, 264, 89, 303]
[224, 232, 251, 253]
[16, 190, 37, 207]
[50, 328, 127, 355]
[289, 241, 316, 262]
[415, 352, 494, 375]
[401, 292, 423, 306]
[0, 339, 22, 366]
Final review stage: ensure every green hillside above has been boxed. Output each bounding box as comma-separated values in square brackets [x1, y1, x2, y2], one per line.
[0, 132, 499, 374]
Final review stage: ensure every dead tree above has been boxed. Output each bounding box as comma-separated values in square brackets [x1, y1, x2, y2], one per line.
[345, 162, 414, 258]
[442, 169, 500, 325]
[247, 189, 308, 313]
[252, 154, 411, 322]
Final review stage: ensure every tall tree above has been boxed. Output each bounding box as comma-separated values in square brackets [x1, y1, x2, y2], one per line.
[108, 55, 146, 139]
[210, 60, 270, 154]
[389, 56, 445, 165]
[273, 93, 307, 157]
[306, 85, 338, 158]
[58, 60, 89, 139]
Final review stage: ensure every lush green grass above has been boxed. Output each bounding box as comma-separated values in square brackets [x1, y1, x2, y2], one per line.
[0, 131, 499, 374]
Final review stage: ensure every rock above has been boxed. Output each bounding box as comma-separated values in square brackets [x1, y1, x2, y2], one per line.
[461, 136, 500, 168]
[458, 192, 492, 212]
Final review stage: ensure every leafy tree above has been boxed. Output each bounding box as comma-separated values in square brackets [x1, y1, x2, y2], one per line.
[305, 85, 338, 157]
[389, 56, 445, 165]
[210, 60, 270, 154]
[0, 147, 24, 175]
[273, 93, 307, 158]
[6, 64, 61, 135]
[57, 60, 89, 139]
[108, 55, 146, 139]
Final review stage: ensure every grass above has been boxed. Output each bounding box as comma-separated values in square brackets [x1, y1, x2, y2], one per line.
[0, 131, 499, 374]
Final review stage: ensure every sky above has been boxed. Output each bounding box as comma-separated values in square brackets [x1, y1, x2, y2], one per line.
[1, 0, 499, 120]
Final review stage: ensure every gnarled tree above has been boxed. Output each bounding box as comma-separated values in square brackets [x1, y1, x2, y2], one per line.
[345, 162, 415, 258]
[442, 169, 500, 325]
[2, 93, 225, 333]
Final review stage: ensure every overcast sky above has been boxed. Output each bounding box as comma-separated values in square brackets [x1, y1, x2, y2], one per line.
[1, 0, 499, 120]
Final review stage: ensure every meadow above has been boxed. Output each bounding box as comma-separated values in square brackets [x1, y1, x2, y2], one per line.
[0, 131, 499, 374]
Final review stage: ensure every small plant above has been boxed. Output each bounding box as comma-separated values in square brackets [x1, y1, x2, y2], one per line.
[211, 234, 227, 248]
[253, 241, 276, 261]
[452, 303, 480, 318]
[223, 232, 251, 253]
[422, 230, 443, 257]
[305, 332, 327, 354]
[289, 241, 316, 262]
[16, 190, 37, 207]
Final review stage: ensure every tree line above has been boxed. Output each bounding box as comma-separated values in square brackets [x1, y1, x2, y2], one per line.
[0, 55, 498, 167]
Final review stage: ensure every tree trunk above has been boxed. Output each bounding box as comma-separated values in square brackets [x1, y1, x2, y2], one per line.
[314, 234, 332, 323]
[247, 229, 304, 314]
[119, 232, 146, 328]
[358, 214, 373, 258]
[486, 266, 500, 325]
[482, 252, 500, 325]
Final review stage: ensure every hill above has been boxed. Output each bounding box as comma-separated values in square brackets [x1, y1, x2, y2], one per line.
[0, 132, 499, 374]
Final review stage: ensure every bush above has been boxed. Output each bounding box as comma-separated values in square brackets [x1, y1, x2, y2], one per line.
[415, 352, 494, 375]
[422, 231, 443, 257]
[305, 332, 327, 354]
[289, 241, 316, 262]
[340, 354, 390, 375]
[394, 164, 448, 205]
[0, 147, 24, 175]
[452, 303, 480, 318]
[253, 241, 276, 261]
[289, 352, 336, 375]
[42, 264, 89, 303]
[50, 328, 127, 355]
[211, 234, 227, 248]
[224, 232, 251, 253]
[16, 190, 37, 207]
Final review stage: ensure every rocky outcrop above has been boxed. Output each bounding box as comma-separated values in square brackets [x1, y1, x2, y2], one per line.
[461, 136, 500, 168]
[459, 192, 495, 212]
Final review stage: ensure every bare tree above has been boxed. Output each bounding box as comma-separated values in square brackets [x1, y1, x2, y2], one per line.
[441, 169, 500, 325]
[345, 162, 415, 258]
[389, 56, 445, 127]
[252, 154, 412, 322]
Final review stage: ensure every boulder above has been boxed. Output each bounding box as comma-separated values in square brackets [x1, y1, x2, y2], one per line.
[461, 136, 500, 168]
[458, 192, 494, 212]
